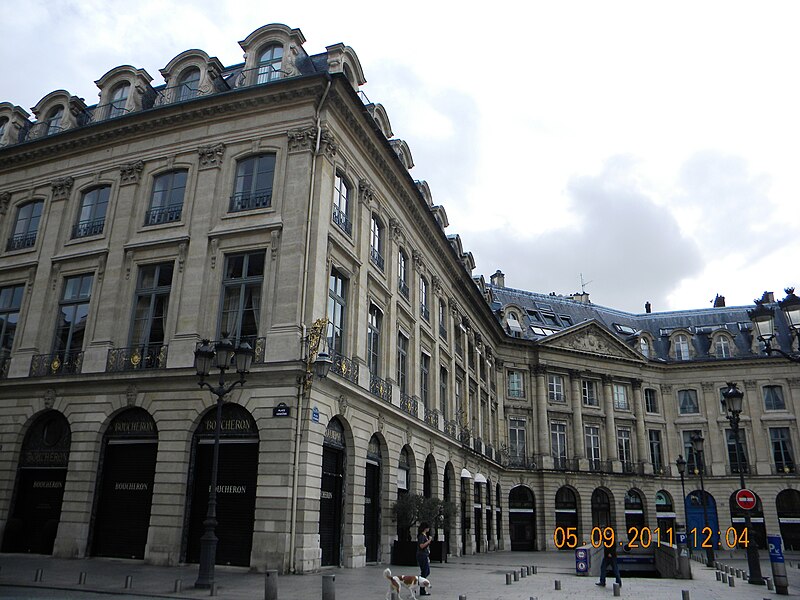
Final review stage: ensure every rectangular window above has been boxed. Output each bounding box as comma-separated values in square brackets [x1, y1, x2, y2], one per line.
[726, 428, 749, 473]
[53, 274, 94, 354]
[367, 304, 382, 375]
[398, 250, 409, 299]
[648, 430, 663, 473]
[439, 367, 448, 418]
[548, 374, 565, 402]
[220, 252, 264, 342]
[507, 370, 524, 398]
[613, 383, 629, 410]
[770, 427, 796, 473]
[645, 388, 659, 413]
[618, 428, 633, 466]
[582, 380, 598, 406]
[145, 170, 187, 226]
[455, 376, 463, 423]
[585, 425, 601, 468]
[551, 421, 567, 460]
[230, 154, 275, 212]
[8, 200, 43, 251]
[332, 173, 352, 235]
[678, 389, 699, 414]
[326, 268, 346, 355]
[764, 385, 786, 411]
[130, 262, 173, 349]
[369, 215, 384, 270]
[509, 417, 527, 460]
[682, 430, 702, 473]
[74, 186, 110, 238]
[419, 276, 429, 321]
[420, 353, 430, 408]
[0, 284, 24, 354]
[438, 300, 448, 340]
[396, 333, 409, 395]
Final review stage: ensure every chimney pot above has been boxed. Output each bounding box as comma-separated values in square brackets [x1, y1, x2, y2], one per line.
[490, 270, 505, 288]
[645, 301, 652, 314]
[713, 294, 726, 308]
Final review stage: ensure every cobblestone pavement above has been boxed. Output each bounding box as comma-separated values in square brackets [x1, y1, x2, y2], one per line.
[1, 549, 799, 599]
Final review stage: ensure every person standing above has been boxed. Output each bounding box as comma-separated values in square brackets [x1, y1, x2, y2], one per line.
[596, 542, 622, 588]
[417, 522, 432, 596]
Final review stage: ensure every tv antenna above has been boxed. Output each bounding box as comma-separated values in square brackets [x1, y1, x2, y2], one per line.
[580, 273, 592, 294]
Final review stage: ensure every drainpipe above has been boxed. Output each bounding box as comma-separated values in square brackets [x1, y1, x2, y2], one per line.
[289, 78, 331, 574]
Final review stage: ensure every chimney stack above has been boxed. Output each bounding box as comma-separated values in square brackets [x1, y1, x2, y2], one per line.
[713, 294, 726, 308]
[761, 291, 775, 304]
[570, 292, 590, 304]
[645, 301, 652, 314]
[490, 270, 505, 288]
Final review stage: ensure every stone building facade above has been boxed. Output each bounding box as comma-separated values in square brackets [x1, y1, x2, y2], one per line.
[0, 23, 797, 575]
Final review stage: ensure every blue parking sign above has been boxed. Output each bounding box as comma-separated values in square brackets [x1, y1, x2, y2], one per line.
[768, 534, 785, 564]
[677, 532, 687, 545]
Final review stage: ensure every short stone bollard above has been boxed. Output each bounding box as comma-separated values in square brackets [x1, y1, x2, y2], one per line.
[174, 579, 182, 593]
[78, 571, 87, 585]
[513, 570, 519, 582]
[210, 581, 218, 597]
[729, 577, 735, 588]
[506, 573, 513, 585]
[520, 567, 527, 578]
[532, 565, 538, 574]
[125, 575, 133, 589]
[265, 569, 278, 600]
[322, 574, 335, 600]
[766, 578, 774, 591]
[715, 571, 721, 581]
[613, 582, 621, 597]
[34, 568, 43, 582]
[526, 566, 531, 576]
[681, 591, 690, 600]
[459, 595, 467, 600]
[555, 579, 562, 590]
[722, 573, 728, 583]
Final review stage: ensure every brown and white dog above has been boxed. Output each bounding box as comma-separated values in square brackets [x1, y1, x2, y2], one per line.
[383, 567, 431, 599]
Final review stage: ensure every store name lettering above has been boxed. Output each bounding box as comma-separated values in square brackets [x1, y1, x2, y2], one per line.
[115, 482, 148, 491]
[25, 451, 68, 465]
[33, 480, 63, 489]
[204, 419, 252, 432]
[207, 485, 247, 494]
[113, 421, 154, 433]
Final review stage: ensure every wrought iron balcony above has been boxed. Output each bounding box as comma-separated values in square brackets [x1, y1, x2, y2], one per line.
[332, 206, 352, 236]
[72, 217, 105, 239]
[505, 454, 538, 470]
[444, 419, 458, 439]
[459, 428, 472, 446]
[229, 190, 272, 212]
[30, 351, 83, 377]
[106, 345, 168, 372]
[154, 82, 203, 106]
[144, 205, 182, 226]
[6, 232, 37, 251]
[369, 247, 384, 271]
[424, 406, 439, 428]
[330, 351, 358, 384]
[23, 122, 63, 141]
[726, 462, 751, 475]
[398, 279, 409, 299]
[588, 458, 611, 473]
[507, 389, 525, 399]
[194, 337, 265, 365]
[485, 444, 495, 461]
[772, 463, 797, 475]
[233, 66, 288, 88]
[369, 373, 392, 403]
[552, 456, 579, 472]
[88, 102, 131, 123]
[400, 392, 418, 417]
[622, 461, 645, 475]
[473, 437, 483, 454]
[653, 464, 672, 477]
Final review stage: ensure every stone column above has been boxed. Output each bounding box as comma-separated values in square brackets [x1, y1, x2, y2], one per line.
[701, 381, 726, 476]
[535, 366, 551, 467]
[602, 375, 619, 468]
[744, 379, 771, 474]
[632, 379, 649, 472]
[569, 370, 585, 467]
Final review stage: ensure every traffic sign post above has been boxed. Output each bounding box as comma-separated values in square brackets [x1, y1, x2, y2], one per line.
[735, 489, 757, 511]
[768, 534, 789, 595]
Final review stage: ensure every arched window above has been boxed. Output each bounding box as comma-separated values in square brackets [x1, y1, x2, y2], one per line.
[398, 249, 409, 299]
[419, 276, 429, 321]
[332, 173, 352, 235]
[624, 489, 645, 538]
[108, 82, 130, 118]
[715, 335, 731, 358]
[177, 68, 200, 101]
[45, 106, 64, 135]
[257, 44, 284, 83]
[367, 304, 382, 375]
[73, 186, 111, 239]
[7, 200, 44, 251]
[146, 169, 188, 226]
[369, 215, 384, 270]
[439, 299, 448, 339]
[674, 334, 690, 360]
[639, 337, 650, 357]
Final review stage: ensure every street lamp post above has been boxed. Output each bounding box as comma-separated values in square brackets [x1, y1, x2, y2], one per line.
[675, 455, 688, 534]
[690, 434, 715, 566]
[722, 382, 764, 585]
[748, 288, 800, 363]
[193, 335, 254, 589]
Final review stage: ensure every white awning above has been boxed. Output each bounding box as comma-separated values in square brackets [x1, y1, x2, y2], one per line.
[460, 468, 473, 479]
[474, 473, 487, 484]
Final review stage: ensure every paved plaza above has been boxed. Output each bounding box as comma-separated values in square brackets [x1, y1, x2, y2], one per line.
[1, 550, 799, 599]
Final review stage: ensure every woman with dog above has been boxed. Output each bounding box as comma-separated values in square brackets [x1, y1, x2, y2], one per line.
[416, 522, 432, 596]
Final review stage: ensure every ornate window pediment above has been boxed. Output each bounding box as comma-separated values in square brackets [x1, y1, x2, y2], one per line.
[238, 24, 308, 87]
[29, 90, 86, 140]
[158, 50, 226, 105]
[94, 65, 155, 120]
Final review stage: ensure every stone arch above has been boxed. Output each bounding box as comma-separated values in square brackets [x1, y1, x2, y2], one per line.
[508, 484, 536, 550]
[591, 487, 615, 529]
[423, 454, 438, 498]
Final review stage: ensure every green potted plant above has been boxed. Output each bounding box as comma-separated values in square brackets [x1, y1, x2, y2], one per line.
[391, 493, 455, 565]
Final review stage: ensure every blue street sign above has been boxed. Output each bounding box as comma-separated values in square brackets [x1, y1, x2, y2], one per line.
[677, 532, 687, 545]
[311, 406, 320, 423]
[768, 534, 785, 564]
[575, 548, 589, 573]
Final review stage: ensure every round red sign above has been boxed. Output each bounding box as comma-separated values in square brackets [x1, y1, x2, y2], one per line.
[735, 488, 757, 511]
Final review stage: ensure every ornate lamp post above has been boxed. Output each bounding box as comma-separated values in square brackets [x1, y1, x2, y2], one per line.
[722, 382, 764, 585]
[675, 455, 688, 532]
[748, 288, 800, 363]
[193, 334, 254, 589]
[690, 434, 715, 566]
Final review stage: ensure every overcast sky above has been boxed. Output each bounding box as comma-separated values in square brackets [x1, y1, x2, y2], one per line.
[3, 1, 797, 313]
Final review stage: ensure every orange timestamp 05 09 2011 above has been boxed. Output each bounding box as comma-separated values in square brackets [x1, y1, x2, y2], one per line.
[552, 525, 750, 550]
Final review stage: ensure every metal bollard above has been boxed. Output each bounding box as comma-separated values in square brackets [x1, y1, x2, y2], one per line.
[125, 575, 133, 589]
[78, 571, 86, 585]
[322, 574, 335, 600]
[513, 570, 519, 582]
[390, 592, 399, 600]
[526, 566, 531, 576]
[722, 573, 728, 583]
[520, 567, 526, 578]
[506, 572, 513, 584]
[766, 578, 774, 591]
[265, 569, 278, 600]
[533, 565, 538, 574]
[729, 576, 735, 588]
[613, 582, 621, 597]
[555, 580, 561, 590]
[210, 581, 217, 597]
[34, 568, 43, 582]
[715, 571, 721, 581]
[459, 596, 467, 600]
[681, 591, 690, 600]
[174, 579, 183, 593]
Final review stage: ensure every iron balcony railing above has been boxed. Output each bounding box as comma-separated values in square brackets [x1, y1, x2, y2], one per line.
[154, 82, 203, 106]
[485, 444, 495, 461]
[330, 352, 358, 384]
[369, 373, 392, 403]
[552, 456, 579, 472]
[459, 428, 472, 446]
[6, 232, 37, 251]
[507, 389, 525, 399]
[400, 392, 418, 417]
[653, 465, 672, 477]
[194, 337, 265, 365]
[23, 122, 64, 141]
[424, 407, 439, 428]
[622, 461, 645, 475]
[332, 206, 352, 236]
[473, 437, 483, 454]
[726, 463, 751, 475]
[233, 66, 289, 88]
[444, 419, 458, 439]
[505, 454, 539, 470]
[772, 463, 797, 475]
[72, 217, 105, 239]
[369, 248, 384, 271]
[30, 351, 83, 377]
[229, 189, 272, 212]
[398, 279, 409, 299]
[144, 205, 182, 226]
[106, 345, 168, 372]
[588, 458, 611, 473]
[88, 102, 131, 123]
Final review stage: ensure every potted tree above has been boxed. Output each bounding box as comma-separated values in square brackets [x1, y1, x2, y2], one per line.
[391, 493, 455, 565]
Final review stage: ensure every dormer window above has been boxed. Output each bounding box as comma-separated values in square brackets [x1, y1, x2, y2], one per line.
[45, 106, 64, 135]
[0, 117, 7, 140]
[177, 68, 200, 101]
[639, 337, 650, 357]
[674, 333, 690, 360]
[257, 45, 283, 83]
[108, 82, 130, 118]
[715, 336, 731, 358]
